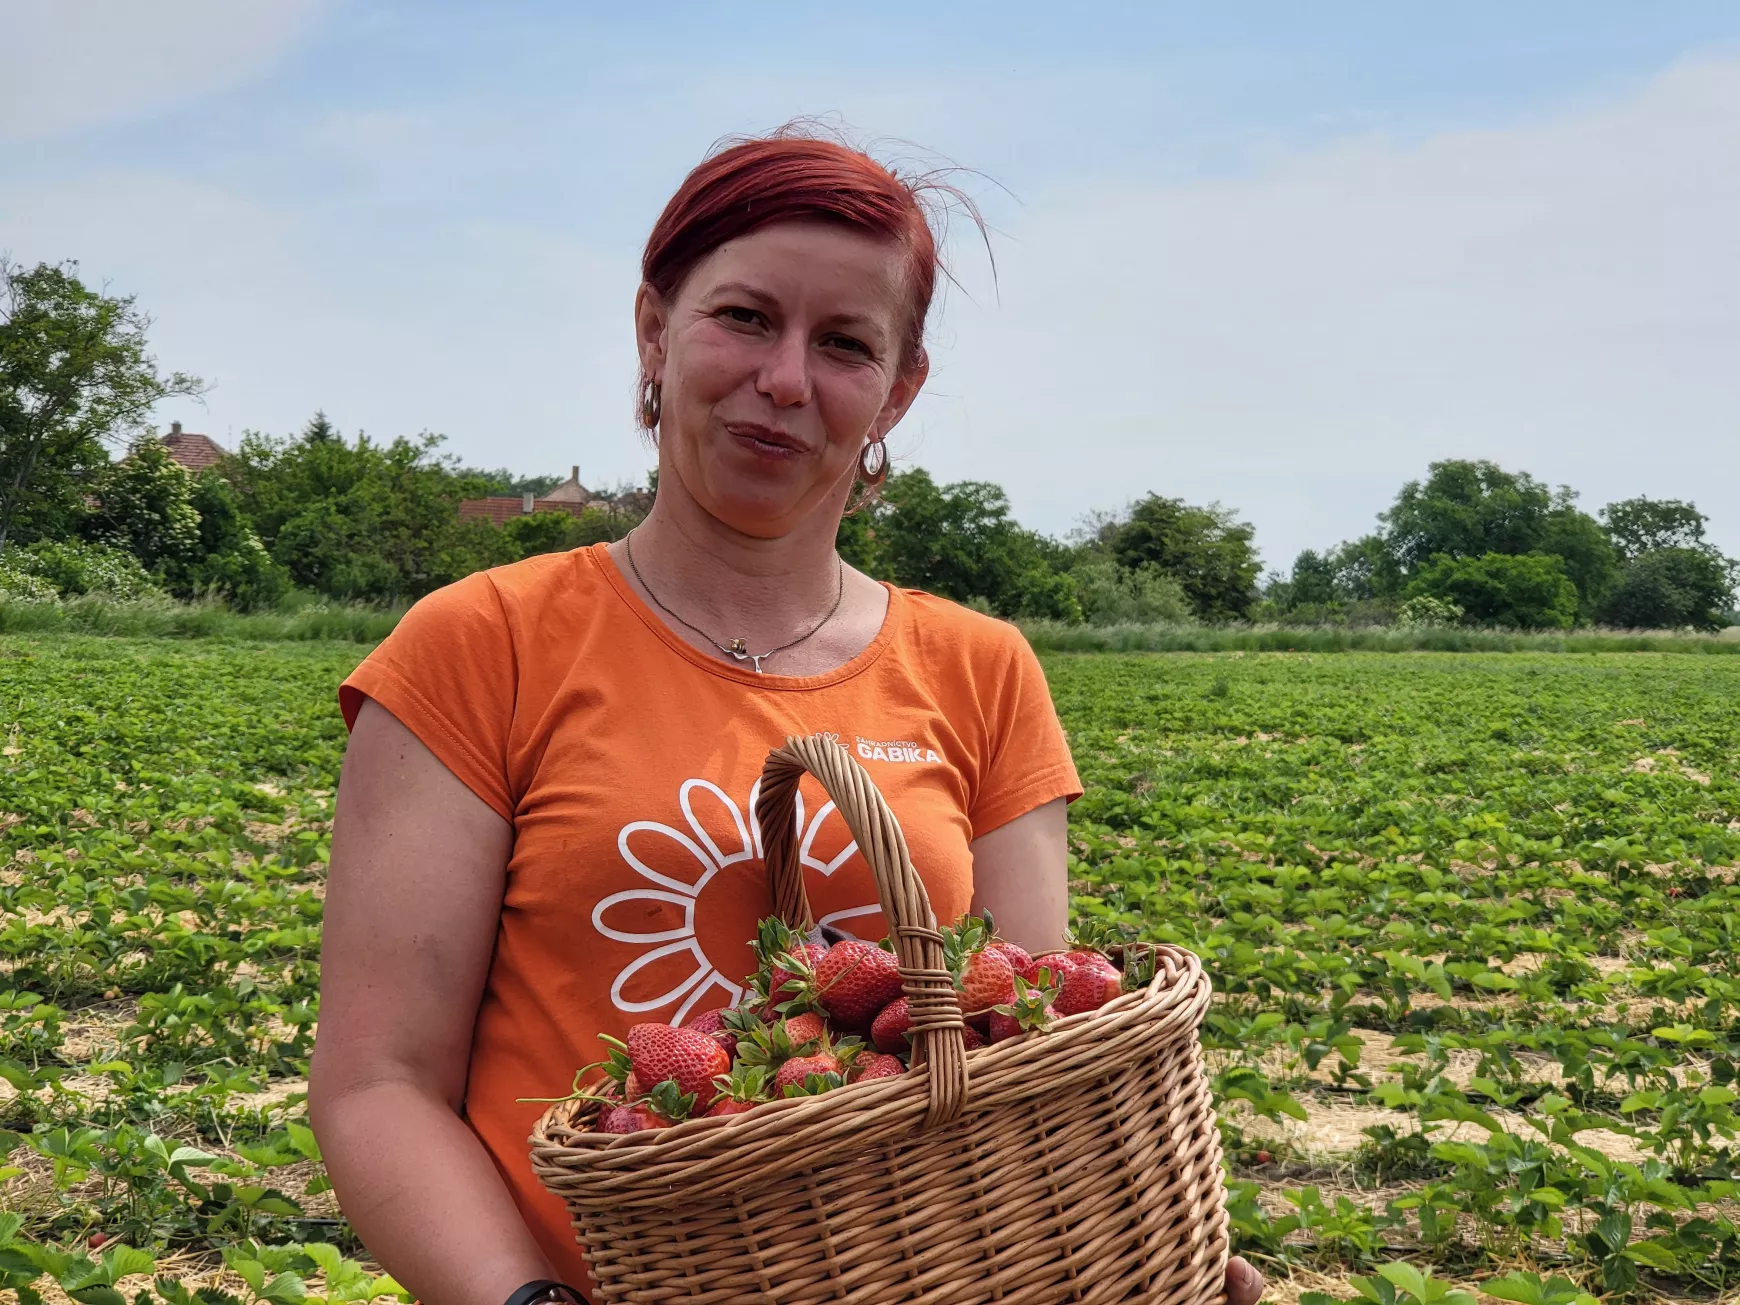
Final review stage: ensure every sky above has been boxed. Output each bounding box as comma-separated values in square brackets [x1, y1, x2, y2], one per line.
[3, 0, 1737, 572]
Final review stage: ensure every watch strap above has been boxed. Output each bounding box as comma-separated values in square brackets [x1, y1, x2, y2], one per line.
[503, 1280, 582, 1305]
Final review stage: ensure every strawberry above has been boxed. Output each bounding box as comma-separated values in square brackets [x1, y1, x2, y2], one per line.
[1052, 956, 1123, 1016]
[684, 1006, 757, 1062]
[782, 1010, 828, 1049]
[989, 975, 1056, 1043]
[805, 940, 904, 1030]
[850, 1051, 905, 1082]
[600, 1104, 660, 1133]
[1032, 952, 1080, 984]
[737, 1016, 826, 1072]
[943, 913, 1017, 1014]
[871, 997, 912, 1053]
[873, 998, 988, 1052]
[959, 948, 1016, 1014]
[775, 1052, 845, 1094]
[598, 1080, 693, 1133]
[989, 940, 1039, 985]
[623, 1024, 730, 1108]
[704, 1064, 773, 1118]
[753, 919, 829, 1008]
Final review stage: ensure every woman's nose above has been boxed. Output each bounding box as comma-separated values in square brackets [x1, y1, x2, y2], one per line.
[757, 330, 812, 407]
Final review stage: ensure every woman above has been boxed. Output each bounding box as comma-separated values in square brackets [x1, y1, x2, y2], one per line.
[309, 131, 1266, 1305]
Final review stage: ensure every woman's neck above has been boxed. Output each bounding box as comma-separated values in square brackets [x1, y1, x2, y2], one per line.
[612, 476, 851, 650]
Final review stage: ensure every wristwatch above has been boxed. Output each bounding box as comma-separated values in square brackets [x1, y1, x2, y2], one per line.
[503, 1281, 585, 1305]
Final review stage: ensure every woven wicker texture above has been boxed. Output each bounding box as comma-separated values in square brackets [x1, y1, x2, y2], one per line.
[531, 735, 1228, 1305]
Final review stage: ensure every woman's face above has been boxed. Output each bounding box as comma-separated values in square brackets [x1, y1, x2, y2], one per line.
[636, 220, 926, 539]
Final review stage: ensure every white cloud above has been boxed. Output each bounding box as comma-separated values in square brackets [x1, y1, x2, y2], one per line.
[0, 0, 329, 140]
[908, 56, 1740, 565]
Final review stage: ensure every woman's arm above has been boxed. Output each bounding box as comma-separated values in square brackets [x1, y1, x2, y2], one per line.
[310, 699, 553, 1305]
[968, 797, 1069, 954]
[968, 800, 1267, 1305]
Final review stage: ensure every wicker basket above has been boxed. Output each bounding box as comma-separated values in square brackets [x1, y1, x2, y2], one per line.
[530, 734, 1228, 1305]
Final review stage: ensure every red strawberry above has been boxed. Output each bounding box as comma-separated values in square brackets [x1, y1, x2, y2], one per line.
[989, 975, 1056, 1043]
[809, 941, 904, 1030]
[623, 1071, 644, 1099]
[872, 998, 912, 1053]
[771, 942, 828, 1004]
[873, 998, 988, 1052]
[782, 1010, 828, 1048]
[625, 1023, 730, 1108]
[851, 1052, 905, 1082]
[958, 948, 1016, 1014]
[1053, 957, 1122, 1016]
[774, 1052, 844, 1094]
[942, 913, 1017, 1014]
[684, 1007, 749, 1061]
[990, 941, 1039, 984]
[600, 1104, 663, 1134]
[1032, 952, 1080, 983]
[704, 1064, 773, 1117]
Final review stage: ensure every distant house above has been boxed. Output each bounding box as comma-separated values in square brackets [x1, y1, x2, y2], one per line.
[160, 421, 228, 472]
[459, 466, 595, 526]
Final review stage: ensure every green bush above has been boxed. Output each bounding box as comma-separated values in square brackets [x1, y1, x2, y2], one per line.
[1601, 547, 1736, 631]
[1071, 558, 1195, 625]
[1406, 552, 1579, 630]
[15, 538, 161, 598]
[0, 557, 59, 602]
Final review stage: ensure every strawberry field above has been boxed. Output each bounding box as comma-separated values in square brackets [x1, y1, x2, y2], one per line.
[4, 636, 1740, 1305]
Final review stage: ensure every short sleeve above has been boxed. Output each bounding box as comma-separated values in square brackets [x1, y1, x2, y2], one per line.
[968, 629, 1082, 840]
[339, 571, 519, 821]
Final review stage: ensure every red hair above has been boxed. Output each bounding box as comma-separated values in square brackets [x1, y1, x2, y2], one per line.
[639, 127, 982, 429]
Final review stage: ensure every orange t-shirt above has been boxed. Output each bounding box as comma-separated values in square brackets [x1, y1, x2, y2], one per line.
[337, 543, 1081, 1282]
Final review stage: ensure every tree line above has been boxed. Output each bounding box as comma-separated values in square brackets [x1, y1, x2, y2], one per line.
[3, 258, 1735, 629]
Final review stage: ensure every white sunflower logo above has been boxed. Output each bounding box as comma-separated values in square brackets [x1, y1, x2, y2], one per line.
[589, 777, 881, 1024]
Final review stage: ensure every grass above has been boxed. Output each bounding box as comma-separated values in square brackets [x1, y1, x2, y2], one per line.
[5, 588, 1737, 656]
[0, 593, 405, 642]
[1020, 619, 1740, 655]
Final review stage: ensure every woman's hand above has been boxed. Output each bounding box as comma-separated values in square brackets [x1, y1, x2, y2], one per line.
[1228, 1256, 1266, 1304]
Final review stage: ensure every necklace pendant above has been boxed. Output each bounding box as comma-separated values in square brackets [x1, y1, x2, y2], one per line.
[729, 638, 748, 656]
[747, 653, 766, 674]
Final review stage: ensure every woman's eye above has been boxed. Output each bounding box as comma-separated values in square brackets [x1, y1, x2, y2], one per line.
[824, 335, 870, 356]
[719, 306, 762, 326]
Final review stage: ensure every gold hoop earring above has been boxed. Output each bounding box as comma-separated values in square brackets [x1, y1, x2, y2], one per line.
[641, 378, 662, 429]
[859, 438, 888, 482]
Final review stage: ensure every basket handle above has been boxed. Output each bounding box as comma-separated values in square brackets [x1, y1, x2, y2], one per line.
[756, 734, 968, 1130]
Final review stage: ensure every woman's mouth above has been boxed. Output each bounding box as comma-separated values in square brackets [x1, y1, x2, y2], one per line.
[725, 422, 806, 460]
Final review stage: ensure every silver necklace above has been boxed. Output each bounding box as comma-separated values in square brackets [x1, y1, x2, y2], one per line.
[623, 530, 846, 674]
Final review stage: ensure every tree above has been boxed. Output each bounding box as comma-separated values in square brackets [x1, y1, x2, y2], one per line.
[1106, 495, 1261, 621]
[0, 259, 202, 555]
[1287, 549, 1338, 607]
[848, 469, 1079, 620]
[175, 471, 289, 609]
[1601, 497, 1709, 560]
[85, 436, 201, 571]
[217, 416, 504, 602]
[1406, 552, 1579, 630]
[1538, 503, 1620, 621]
[1381, 460, 1554, 573]
[1600, 548, 1736, 631]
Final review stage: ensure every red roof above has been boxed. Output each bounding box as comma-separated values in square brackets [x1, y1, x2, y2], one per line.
[161, 424, 227, 472]
[458, 496, 597, 526]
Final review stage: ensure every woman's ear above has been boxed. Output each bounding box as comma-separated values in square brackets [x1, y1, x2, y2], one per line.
[873, 350, 930, 441]
[634, 283, 668, 379]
